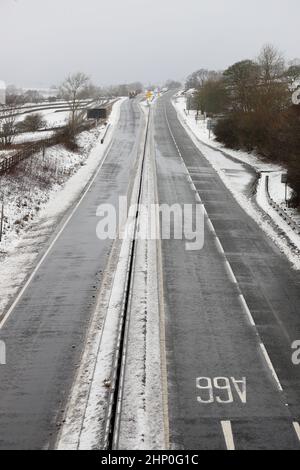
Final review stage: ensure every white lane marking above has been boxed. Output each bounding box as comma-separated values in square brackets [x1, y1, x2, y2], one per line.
[164, 104, 285, 397]
[259, 343, 283, 392]
[221, 421, 235, 450]
[207, 219, 215, 234]
[239, 294, 255, 327]
[293, 422, 300, 443]
[225, 260, 238, 285]
[195, 192, 202, 203]
[215, 237, 225, 255]
[0, 137, 115, 330]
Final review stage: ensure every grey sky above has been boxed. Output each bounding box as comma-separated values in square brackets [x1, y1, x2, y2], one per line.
[0, 0, 299, 88]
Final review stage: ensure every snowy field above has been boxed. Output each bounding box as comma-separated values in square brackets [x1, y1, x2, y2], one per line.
[173, 95, 300, 269]
[15, 109, 71, 130]
[13, 130, 55, 144]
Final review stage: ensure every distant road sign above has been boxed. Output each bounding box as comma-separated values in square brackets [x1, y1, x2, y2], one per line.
[87, 108, 107, 119]
[281, 173, 288, 184]
[207, 119, 213, 130]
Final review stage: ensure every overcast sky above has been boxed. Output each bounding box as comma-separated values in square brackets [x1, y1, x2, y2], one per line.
[0, 0, 299, 88]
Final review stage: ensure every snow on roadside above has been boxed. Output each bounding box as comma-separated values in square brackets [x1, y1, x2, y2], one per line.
[173, 96, 300, 269]
[0, 98, 124, 315]
[174, 94, 282, 172]
[257, 174, 300, 252]
[174, 95, 300, 220]
[267, 172, 300, 226]
[0, 149, 15, 162]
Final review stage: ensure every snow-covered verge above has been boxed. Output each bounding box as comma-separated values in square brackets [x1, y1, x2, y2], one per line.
[0, 149, 15, 162]
[267, 171, 300, 226]
[174, 95, 282, 172]
[257, 174, 300, 251]
[0, 98, 124, 315]
[173, 95, 300, 269]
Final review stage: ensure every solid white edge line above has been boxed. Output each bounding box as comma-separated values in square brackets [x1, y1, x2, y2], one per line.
[221, 421, 235, 450]
[0, 129, 115, 330]
[293, 422, 300, 442]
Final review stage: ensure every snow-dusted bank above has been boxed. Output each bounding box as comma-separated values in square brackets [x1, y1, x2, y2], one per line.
[0, 98, 125, 315]
[173, 94, 300, 269]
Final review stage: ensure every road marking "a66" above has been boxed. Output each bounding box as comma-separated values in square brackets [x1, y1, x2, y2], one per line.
[196, 377, 246, 404]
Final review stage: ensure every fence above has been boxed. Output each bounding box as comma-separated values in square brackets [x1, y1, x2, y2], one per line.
[0, 98, 117, 176]
[265, 175, 300, 234]
[0, 134, 64, 175]
[0, 120, 99, 176]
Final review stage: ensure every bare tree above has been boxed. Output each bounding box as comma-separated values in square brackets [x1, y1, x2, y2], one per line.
[256, 45, 289, 112]
[185, 69, 222, 90]
[258, 44, 285, 85]
[165, 79, 182, 90]
[223, 60, 260, 112]
[17, 113, 46, 133]
[59, 72, 90, 134]
[0, 103, 18, 146]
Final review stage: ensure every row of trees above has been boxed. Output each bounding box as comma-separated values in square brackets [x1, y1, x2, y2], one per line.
[1, 72, 181, 149]
[186, 45, 300, 206]
[1, 73, 147, 148]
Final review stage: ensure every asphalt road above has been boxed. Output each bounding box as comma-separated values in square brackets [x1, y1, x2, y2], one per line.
[0, 99, 144, 449]
[154, 92, 300, 450]
[1, 93, 300, 450]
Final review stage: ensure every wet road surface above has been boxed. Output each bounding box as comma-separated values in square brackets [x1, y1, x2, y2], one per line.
[0, 99, 144, 449]
[154, 93, 300, 450]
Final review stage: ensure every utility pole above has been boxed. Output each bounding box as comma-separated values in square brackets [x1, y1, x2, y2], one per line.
[0, 198, 4, 243]
[281, 173, 288, 207]
[207, 119, 212, 139]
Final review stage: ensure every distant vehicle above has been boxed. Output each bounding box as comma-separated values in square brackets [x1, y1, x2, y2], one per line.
[129, 91, 138, 99]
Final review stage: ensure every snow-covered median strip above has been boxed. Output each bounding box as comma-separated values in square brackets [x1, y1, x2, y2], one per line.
[116, 109, 166, 450]
[173, 96, 300, 269]
[56, 105, 166, 450]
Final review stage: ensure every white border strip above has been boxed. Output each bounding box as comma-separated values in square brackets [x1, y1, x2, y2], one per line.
[293, 422, 300, 443]
[221, 421, 235, 450]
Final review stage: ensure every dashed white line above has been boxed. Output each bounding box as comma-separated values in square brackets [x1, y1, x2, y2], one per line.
[225, 260, 238, 285]
[221, 421, 235, 450]
[164, 104, 285, 397]
[238, 294, 255, 327]
[259, 343, 283, 392]
[293, 422, 300, 443]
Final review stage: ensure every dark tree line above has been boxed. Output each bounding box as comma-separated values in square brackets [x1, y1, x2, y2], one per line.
[186, 46, 300, 207]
